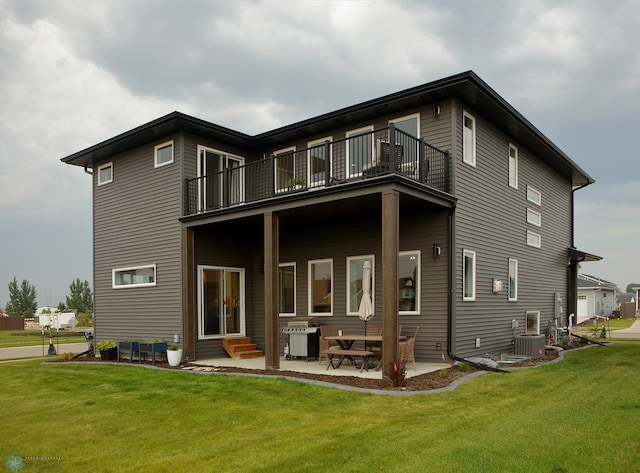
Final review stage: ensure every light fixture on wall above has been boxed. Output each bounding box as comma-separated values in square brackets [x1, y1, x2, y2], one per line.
[433, 243, 441, 259]
[433, 104, 441, 117]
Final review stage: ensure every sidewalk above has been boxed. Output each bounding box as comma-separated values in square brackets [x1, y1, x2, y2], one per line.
[0, 342, 90, 360]
[608, 319, 640, 339]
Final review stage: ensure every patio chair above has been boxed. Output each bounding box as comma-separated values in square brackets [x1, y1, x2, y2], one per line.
[319, 325, 340, 365]
[366, 324, 401, 358]
[399, 326, 419, 371]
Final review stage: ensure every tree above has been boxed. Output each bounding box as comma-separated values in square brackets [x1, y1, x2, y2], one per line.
[5, 277, 38, 317]
[625, 283, 640, 294]
[65, 278, 93, 314]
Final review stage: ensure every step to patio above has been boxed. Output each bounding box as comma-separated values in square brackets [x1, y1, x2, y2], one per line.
[223, 337, 263, 359]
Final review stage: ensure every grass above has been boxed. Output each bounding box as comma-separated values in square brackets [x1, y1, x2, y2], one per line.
[1, 341, 640, 472]
[0, 330, 87, 348]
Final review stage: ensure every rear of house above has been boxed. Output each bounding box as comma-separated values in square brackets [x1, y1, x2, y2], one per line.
[61, 71, 597, 373]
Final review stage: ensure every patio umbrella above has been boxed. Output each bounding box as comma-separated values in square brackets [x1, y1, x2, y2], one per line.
[358, 261, 374, 348]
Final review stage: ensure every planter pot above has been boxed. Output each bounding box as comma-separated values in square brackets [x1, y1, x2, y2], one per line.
[139, 341, 167, 366]
[167, 348, 183, 367]
[99, 347, 117, 361]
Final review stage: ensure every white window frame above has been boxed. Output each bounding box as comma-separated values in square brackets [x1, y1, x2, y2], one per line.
[274, 146, 298, 192]
[308, 258, 333, 316]
[463, 111, 476, 167]
[508, 259, 518, 301]
[463, 250, 476, 301]
[97, 162, 113, 186]
[307, 136, 332, 187]
[399, 250, 421, 315]
[508, 143, 518, 188]
[527, 230, 542, 248]
[390, 113, 420, 138]
[527, 208, 541, 227]
[112, 264, 156, 289]
[154, 140, 174, 168]
[197, 265, 245, 340]
[346, 125, 374, 178]
[279, 262, 296, 317]
[346, 255, 375, 316]
[526, 311, 540, 334]
[527, 185, 542, 206]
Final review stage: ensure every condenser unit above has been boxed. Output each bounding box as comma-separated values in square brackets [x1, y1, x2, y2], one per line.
[514, 334, 545, 359]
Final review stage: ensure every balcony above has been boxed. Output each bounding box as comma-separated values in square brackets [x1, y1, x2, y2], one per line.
[183, 125, 450, 217]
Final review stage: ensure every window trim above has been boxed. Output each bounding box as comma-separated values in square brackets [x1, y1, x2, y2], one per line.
[508, 143, 518, 189]
[346, 125, 374, 178]
[527, 208, 542, 227]
[278, 262, 296, 317]
[526, 310, 540, 334]
[112, 264, 156, 289]
[399, 250, 421, 315]
[508, 259, 518, 301]
[463, 250, 476, 301]
[527, 185, 542, 206]
[307, 136, 332, 187]
[527, 230, 542, 248]
[462, 111, 476, 167]
[154, 140, 174, 168]
[274, 146, 297, 193]
[97, 162, 113, 186]
[308, 258, 333, 316]
[346, 255, 375, 316]
[390, 112, 421, 138]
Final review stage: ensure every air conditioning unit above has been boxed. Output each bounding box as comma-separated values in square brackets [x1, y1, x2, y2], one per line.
[514, 334, 545, 359]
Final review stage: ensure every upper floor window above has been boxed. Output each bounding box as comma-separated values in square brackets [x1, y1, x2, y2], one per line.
[309, 259, 333, 315]
[113, 264, 156, 288]
[308, 137, 332, 187]
[508, 144, 518, 188]
[463, 249, 476, 301]
[97, 162, 113, 186]
[347, 255, 374, 316]
[399, 251, 420, 313]
[463, 111, 476, 167]
[274, 146, 299, 192]
[346, 125, 373, 178]
[527, 208, 541, 227]
[154, 140, 174, 168]
[279, 263, 296, 316]
[527, 230, 542, 248]
[527, 186, 542, 206]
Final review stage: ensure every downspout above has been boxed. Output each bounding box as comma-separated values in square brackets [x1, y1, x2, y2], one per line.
[568, 181, 592, 325]
[446, 203, 460, 362]
[84, 166, 93, 176]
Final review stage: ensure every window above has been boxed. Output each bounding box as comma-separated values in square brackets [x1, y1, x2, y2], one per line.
[309, 259, 333, 315]
[463, 111, 476, 166]
[279, 263, 296, 316]
[347, 255, 374, 316]
[274, 146, 298, 192]
[113, 264, 156, 288]
[307, 137, 332, 187]
[198, 266, 244, 338]
[508, 144, 518, 188]
[197, 146, 245, 210]
[508, 259, 518, 301]
[346, 125, 373, 178]
[526, 311, 540, 334]
[399, 251, 420, 313]
[527, 208, 541, 227]
[527, 230, 541, 248]
[391, 114, 420, 171]
[154, 140, 174, 167]
[527, 186, 541, 206]
[97, 162, 113, 186]
[463, 250, 476, 301]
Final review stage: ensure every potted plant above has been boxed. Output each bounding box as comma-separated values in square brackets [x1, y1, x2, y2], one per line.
[96, 340, 117, 361]
[166, 343, 183, 367]
[288, 176, 306, 190]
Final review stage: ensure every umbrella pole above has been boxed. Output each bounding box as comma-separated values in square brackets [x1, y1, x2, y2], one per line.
[364, 320, 367, 351]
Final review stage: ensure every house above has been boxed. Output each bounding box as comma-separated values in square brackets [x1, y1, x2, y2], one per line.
[616, 293, 636, 318]
[61, 71, 598, 376]
[576, 274, 617, 323]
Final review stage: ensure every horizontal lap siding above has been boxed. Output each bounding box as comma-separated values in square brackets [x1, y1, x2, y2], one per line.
[93, 135, 183, 343]
[453, 102, 571, 357]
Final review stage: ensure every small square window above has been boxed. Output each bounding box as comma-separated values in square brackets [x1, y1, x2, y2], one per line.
[527, 208, 541, 227]
[155, 141, 174, 167]
[98, 162, 113, 186]
[527, 186, 541, 206]
[527, 230, 541, 248]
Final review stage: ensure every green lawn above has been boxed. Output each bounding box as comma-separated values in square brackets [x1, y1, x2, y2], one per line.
[1, 341, 639, 472]
[0, 330, 87, 348]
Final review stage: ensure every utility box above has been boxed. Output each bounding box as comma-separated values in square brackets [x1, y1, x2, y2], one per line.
[514, 334, 545, 359]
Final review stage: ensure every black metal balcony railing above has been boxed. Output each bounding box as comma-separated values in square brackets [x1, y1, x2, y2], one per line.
[184, 125, 450, 216]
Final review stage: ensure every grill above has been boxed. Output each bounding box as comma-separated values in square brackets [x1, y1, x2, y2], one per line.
[281, 317, 319, 360]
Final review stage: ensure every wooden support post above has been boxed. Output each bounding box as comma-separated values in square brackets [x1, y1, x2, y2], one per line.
[264, 211, 280, 369]
[381, 190, 399, 378]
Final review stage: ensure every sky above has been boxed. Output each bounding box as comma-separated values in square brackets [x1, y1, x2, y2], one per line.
[1, 0, 639, 308]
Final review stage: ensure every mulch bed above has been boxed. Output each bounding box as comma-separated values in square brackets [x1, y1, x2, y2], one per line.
[60, 341, 597, 392]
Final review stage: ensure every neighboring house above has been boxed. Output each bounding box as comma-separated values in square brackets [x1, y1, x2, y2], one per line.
[616, 293, 636, 318]
[576, 274, 617, 323]
[61, 71, 598, 375]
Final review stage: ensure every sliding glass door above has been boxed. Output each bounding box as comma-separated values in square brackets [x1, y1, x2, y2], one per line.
[198, 266, 245, 338]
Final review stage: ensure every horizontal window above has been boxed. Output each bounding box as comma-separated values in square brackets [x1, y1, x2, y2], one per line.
[527, 231, 541, 248]
[98, 162, 113, 186]
[113, 265, 156, 288]
[527, 208, 541, 227]
[527, 185, 541, 206]
[155, 140, 174, 168]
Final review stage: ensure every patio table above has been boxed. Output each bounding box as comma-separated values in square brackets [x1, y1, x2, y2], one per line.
[325, 334, 405, 371]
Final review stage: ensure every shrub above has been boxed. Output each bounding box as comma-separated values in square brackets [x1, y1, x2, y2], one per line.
[388, 360, 407, 387]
